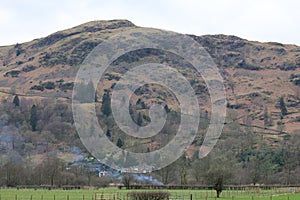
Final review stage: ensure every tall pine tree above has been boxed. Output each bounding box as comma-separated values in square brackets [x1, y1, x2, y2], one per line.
[30, 105, 38, 131]
[106, 129, 111, 138]
[13, 95, 20, 107]
[116, 138, 124, 148]
[87, 80, 96, 103]
[279, 96, 287, 117]
[137, 112, 143, 126]
[101, 90, 111, 116]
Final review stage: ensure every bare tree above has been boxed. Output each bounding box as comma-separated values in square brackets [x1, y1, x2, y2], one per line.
[122, 173, 134, 189]
[203, 154, 233, 198]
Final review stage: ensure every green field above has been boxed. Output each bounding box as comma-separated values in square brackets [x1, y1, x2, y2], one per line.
[0, 188, 299, 200]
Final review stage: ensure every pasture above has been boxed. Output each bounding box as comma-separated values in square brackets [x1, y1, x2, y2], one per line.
[0, 188, 299, 200]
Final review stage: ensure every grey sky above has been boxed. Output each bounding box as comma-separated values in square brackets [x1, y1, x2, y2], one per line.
[0, 0, 299, 46]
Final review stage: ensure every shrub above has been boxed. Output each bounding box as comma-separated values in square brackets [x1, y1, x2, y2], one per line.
[30, 85, 44, 91]
[43, 81, 56, 90]
[58, 82, 74, 90]
[294, 116, 300, 122]
[279, 63, 297, 71]
[16, 61, 24, 65]
[289, 73, 300, 85]
[129, 191, 170, 200]
[4, 70, 21, 77]
[235, 60, 262, 70]
[22, 65, 37, 72]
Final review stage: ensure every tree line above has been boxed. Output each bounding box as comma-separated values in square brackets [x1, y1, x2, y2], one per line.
[0, 92, 299, 194]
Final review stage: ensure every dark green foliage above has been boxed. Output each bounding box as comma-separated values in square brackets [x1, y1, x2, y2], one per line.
[31, 81, 74, 92]
[105, 73, 121, 81]
[69, 41, 99, 66]
[21, 65, 37, 72]
[4, 70, 21, 78]
[116, 138, 124, 148]
[129, 191, 170, 200]
[30, 85, 44, 91]
[106, 129, 111, 138]
[293, 79, 300, 86]
[101, 90, 111, 116]
[279, 62, 297, 71]
[40, 51, 68, 66]
[279, 64, 297, 71]
[289, 73, 300, 85]
[141, 101, 147, 109]
[43, 81, 56, 90]
[290, 73, 300, 79]
[235, 60, 262, 70]
[33, 33, 69, 47]
[279, 97, 287, 116]
[263, 107, 272, 127]
[164, 105, 170, 113]
[58, 82, 74, 90]
[15, 43, 24, 56]
[16, 61, 24, 65]
[12, 95, 20, 107]
[129, 103, 134, 117]
[137, 112, 143, 126]
[16, 49, 21, 57]
[30, 105, 38, 131]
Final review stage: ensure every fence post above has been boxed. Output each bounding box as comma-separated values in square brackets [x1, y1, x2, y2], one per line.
[190, 193, 192, 200]
[67, 194, 69, 200]
[83, 194, 84, 200]
[15, 194, 17, 200]
[30, 195, 33, 200]
[41, 194, 43, 200]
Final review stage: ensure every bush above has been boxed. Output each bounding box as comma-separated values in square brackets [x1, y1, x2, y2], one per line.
[235, 60, 261, 70]
[279, 62, 297, 71]
[43, 81, 56, 89]
[30, 85, 44, 91]
[4, 70, 21, 77]
[22, 65, 37, 72]
[129, 191, 170, 200]
[58, 82, 74, 90]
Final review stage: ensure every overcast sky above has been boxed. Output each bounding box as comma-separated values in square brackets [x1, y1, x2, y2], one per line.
[0, 0, 299, 46]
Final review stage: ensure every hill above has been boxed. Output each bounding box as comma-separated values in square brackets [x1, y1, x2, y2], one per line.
[0, 19, 300, 186]
[1, 20, 300, 135]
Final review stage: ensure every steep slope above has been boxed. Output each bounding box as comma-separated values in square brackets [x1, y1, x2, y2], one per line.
[1, 19, 300, 143]
[0, 20, 135, 97]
